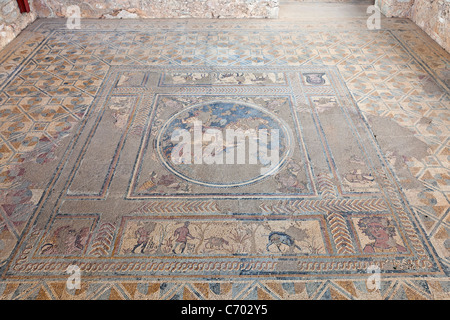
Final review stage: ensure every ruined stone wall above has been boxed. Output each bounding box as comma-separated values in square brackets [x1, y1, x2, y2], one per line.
[375, 0, 448, 52]
[32, 0, 279, 19]
[410, 0, 449, 53]
[375, 0, 414, 17]
[0, 0, 37, 50]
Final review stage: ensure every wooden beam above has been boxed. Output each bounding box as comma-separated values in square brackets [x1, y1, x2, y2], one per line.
[16, 0, 31, 13]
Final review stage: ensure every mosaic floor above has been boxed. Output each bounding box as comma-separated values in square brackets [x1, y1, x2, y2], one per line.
[0, 13, 449, 300]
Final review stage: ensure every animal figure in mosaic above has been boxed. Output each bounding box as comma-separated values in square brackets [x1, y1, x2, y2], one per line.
[204, 237, 229, 250]
[171, 73, 208, 83]
[344, 169, 375, 184]
[266, 225, 308, 253]
[274, 159, 305, 193]
[266, 231, 301, 253]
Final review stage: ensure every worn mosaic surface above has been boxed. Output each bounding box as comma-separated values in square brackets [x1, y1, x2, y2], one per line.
[375, 0, 449, 53]
[0, 17, 449, 299]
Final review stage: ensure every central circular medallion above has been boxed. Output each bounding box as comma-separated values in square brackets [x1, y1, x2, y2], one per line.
[156, 100, 292, 187]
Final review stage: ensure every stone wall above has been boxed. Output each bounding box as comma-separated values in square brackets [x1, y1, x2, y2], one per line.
[0, 0, 37, 50]
[0, 1, 448, 55]
[410, 0, 449, 53]
[375, 0, 449, 53]
[32, 0, 279, 19]
[375, 0, 414, 17]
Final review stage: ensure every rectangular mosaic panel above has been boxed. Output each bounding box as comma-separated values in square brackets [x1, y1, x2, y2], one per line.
[3, 66, 444, 280]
